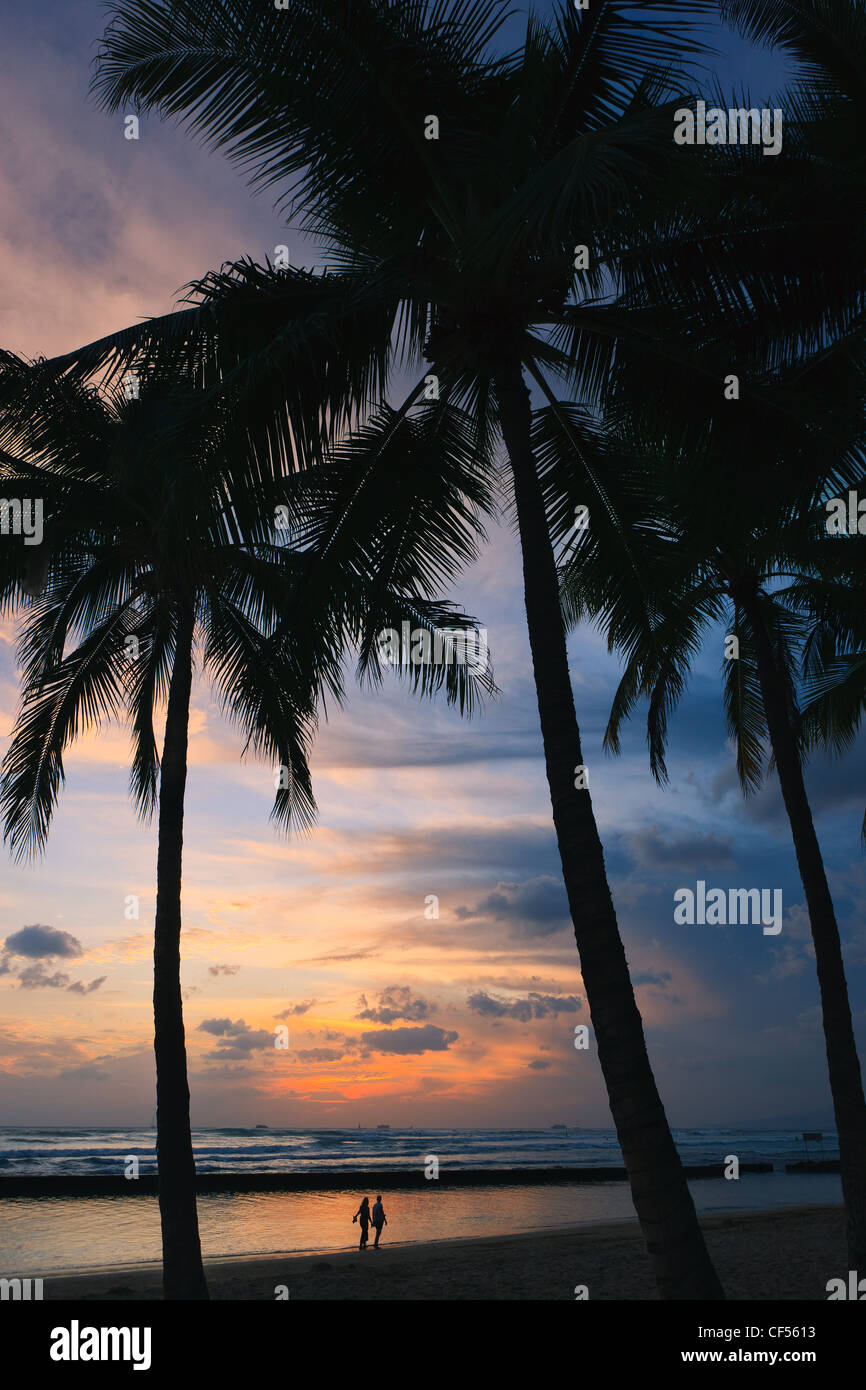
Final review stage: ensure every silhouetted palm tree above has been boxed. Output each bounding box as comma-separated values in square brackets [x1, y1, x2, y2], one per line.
[0, 355, 492, 1298]
[71, 0, 744, 1296]
[553, 363, 866, 1263]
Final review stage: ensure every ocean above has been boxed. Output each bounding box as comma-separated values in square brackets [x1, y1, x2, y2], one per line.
[0, 1124, 839, 1177]
[0, 1126, 842, 1275]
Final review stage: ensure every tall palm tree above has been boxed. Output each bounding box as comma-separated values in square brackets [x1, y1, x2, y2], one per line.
[551, 370, 866, 1264]
[0, 355, 493, 1298]
[64, 0, 754, 1296]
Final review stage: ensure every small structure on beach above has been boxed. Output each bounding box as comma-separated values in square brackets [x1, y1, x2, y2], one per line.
[802, 1132, 824, 1159]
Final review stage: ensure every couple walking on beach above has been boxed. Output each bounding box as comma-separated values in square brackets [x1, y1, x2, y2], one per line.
[353, 1195, 387, 1250]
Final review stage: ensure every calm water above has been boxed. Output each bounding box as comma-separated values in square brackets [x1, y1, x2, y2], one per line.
[0, 1127, 842, 1274]
[0, 1174, 843, 1276]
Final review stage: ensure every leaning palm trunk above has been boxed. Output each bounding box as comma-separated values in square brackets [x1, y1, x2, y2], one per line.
[153, 603, 209, 1299]
[745, 593, 866, 1269]
[495, 360, 724, 1299]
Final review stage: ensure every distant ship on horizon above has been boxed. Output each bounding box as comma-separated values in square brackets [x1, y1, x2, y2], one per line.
[376, 1124, 390, 1130]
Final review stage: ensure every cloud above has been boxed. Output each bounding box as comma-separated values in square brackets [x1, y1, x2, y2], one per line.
[454, 876, 571, 938]
[711, 734, 866, 832]
[0, 924, 104, 992]
[632, 970, 673, 988]
[467, 990, 581, 1021]
[17, 965, 72, 990]
[3, 924, 84, 960]
[58, 1064, 107, 1081]
[13, 962, 106, 995]
[275, 1000, 317, 1018]
[198, 1018, 236, 1036]
[624, 825, 735, 872]
[356, 985, 431, 1024]
[198, 1017, 273, 1059]
[208, 964, 241, 977]
[66, 977, 108, 996]
[308, 950, 376, 964]
[528, 1059, 551, 1070]
[360, 1024, 459, 1055]
[756, 901, 815, 981]
[293, 1048, 348, 1062]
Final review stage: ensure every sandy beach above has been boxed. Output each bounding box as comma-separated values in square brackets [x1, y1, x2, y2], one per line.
[40, 1204, 844, 1301]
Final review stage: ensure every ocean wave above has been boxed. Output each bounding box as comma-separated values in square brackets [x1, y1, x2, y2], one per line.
[0, 1127, 838, 1177]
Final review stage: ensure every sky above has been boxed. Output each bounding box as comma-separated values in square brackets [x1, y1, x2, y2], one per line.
[0, 0, 864, 1132]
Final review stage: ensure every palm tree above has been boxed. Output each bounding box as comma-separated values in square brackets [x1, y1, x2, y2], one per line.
[64, 0, 753, 1296]
[719, 0, 866, 290]
[798, 557, 866, 847]
[0, 355, 492, 1298]
[552, 370, 866, 1264]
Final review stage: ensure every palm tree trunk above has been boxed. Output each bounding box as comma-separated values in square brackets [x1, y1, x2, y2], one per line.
[494, 359, 724, 1299]
[744, 591, 866, 1269]
[154, 601, 209, 1299]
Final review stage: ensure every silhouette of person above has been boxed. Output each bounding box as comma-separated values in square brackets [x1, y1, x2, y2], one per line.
[372, 1194, 387, 1248]
[353, 1196, 371, 1250]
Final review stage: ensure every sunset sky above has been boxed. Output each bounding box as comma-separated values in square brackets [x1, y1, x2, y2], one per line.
[1, 0, 864, 1132]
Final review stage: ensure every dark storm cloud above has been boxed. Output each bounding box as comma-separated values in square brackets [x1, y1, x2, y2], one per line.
[360, 1024, 458, 1054]
[467, 990, 581, 1021]
[356, 985, 431, 1024]
[454, 875, 571, 938]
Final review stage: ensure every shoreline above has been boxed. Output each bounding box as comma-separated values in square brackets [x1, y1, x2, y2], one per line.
[3, 1160, 828, 1197]
[37, 1204, 845, 1301]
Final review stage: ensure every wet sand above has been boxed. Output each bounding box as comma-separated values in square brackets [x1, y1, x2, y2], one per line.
[40, 1203, 845, 1300]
